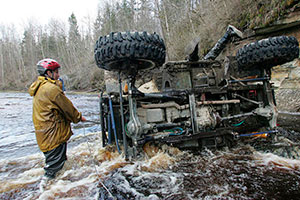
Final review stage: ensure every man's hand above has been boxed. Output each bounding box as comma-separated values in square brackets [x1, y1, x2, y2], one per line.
[81, 116, 86, 122]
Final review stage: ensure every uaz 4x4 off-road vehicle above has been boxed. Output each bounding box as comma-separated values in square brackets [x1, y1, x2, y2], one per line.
[94, 26, 299, 159]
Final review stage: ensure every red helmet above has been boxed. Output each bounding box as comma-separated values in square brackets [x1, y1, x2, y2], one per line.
[37, 58, 60, 75]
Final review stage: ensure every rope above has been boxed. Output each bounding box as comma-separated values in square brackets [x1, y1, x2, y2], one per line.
[82, 122, 116, 199]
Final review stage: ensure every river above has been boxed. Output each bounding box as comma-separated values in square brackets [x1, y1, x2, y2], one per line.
[0, 92, 300, 200]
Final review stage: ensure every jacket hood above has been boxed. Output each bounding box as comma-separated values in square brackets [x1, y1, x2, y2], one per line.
[28, 76, 56, 96]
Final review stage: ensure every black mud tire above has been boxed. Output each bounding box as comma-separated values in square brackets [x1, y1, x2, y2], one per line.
[94, 31, 166, 71]
[236, 36, 299, 69]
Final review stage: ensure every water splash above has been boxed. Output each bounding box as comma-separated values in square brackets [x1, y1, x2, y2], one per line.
[99, 144, 300, 200]
[1, 133, 300, 199]
[0, 132, 125, 199]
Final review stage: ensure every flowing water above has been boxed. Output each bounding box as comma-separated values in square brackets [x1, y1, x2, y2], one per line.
[0, 92, 300, 200]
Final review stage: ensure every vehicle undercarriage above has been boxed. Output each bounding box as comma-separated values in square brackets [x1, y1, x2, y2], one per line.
[94, 27, 299, 159]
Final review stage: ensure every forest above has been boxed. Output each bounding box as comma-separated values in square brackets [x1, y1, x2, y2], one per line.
[0, 0, 298, 91]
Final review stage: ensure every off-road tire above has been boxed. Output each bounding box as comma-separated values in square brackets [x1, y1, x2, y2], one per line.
[94, 31, 166, 71]
[236, 36, 299, 69]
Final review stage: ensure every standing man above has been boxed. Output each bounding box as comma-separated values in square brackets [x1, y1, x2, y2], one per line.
[28, 58, 86, 190]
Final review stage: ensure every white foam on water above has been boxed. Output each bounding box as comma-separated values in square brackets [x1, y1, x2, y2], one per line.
[0, 132, 132, 199]
[1, 167, 43, 194]
[39, 175, 99, 199]
[254, 151, 300, 170]
[3, 130, 300, 199]
[105, 146, 189, 199]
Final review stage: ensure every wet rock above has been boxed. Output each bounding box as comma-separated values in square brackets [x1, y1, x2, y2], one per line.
[275, 89, 300, 112]
[247, 127, 300, 159]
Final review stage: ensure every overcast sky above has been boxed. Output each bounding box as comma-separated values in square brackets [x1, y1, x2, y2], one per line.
[0, 0, 100, 28]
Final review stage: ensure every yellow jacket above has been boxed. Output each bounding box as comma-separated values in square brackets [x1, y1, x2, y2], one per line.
[28, 76, 82, 152]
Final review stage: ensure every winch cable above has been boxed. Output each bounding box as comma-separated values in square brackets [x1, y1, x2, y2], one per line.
[84, 119, 101, 124]
[81, 121, 116, 199]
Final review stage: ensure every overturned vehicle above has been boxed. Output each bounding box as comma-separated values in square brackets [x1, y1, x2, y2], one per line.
[94, 26, 299, 159]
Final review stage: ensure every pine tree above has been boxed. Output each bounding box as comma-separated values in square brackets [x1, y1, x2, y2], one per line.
[68, 13, 81, 47]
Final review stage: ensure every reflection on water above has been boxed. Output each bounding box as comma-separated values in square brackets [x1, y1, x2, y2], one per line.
[1, 92, 300, 199]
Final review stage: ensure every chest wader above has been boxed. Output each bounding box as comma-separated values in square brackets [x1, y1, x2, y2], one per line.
[43, 142, 67, 178]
